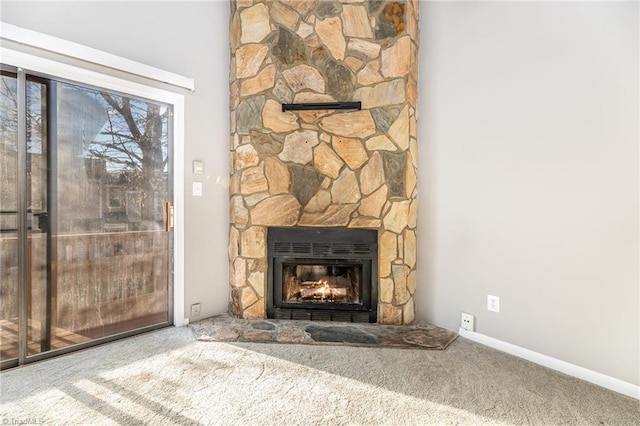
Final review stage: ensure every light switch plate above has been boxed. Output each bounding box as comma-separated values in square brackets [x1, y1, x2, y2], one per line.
[192, 181, 202, 196]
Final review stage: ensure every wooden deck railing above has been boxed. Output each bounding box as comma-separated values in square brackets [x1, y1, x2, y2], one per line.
[0, 230, 168, 341]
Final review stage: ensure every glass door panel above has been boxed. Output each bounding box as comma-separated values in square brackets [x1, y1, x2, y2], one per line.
[27, 81, 171, 354]
[25, 77, 50, 355]
[0, 72, 19, 363]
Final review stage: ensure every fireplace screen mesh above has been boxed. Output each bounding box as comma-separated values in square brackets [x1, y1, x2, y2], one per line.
[282, 263, 362, 305]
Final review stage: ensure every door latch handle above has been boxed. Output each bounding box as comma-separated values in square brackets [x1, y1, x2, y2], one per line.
[165, 202, 174, 232]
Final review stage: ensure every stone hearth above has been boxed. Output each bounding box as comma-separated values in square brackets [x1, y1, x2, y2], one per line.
[191, 314, 457, 350]
[229, 0, 419, 324]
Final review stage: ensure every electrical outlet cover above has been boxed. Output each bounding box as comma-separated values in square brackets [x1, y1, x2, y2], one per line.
[190, 303, 201, 317]
[461, 312, 475, 331]
[488, 295, 500, 313]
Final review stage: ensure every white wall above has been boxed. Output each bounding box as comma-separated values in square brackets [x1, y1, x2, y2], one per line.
[418, 1, 639, 386]
[0, 1, 231, 319]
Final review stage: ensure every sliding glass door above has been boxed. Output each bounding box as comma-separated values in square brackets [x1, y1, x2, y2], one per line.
[0, 68, 173, 368]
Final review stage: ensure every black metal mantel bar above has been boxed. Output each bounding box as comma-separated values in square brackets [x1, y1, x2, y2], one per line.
[282, 101, 361, 112]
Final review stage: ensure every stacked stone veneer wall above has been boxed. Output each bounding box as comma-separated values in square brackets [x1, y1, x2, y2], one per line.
[229, 0, 419, 325]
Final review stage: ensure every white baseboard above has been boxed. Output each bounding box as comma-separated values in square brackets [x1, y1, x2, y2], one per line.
[458, 329, 640, 400]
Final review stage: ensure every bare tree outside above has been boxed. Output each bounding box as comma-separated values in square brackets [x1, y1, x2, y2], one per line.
[95, 91, 169, 226]
[55, 84, 170, 232]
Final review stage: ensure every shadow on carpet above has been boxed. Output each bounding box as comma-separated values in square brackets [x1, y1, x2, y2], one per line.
[190, 314, 457, 350]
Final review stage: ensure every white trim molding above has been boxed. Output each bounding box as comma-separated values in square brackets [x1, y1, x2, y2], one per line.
[0, 21, 195, 92]
[459, 329, 640, 400]
[2, 46, 187, 328]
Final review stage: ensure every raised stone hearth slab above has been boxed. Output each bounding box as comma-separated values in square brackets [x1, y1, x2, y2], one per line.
[190, 314, 458, 350]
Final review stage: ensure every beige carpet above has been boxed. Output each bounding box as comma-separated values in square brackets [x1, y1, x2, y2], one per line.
[1, 326, 638, 425]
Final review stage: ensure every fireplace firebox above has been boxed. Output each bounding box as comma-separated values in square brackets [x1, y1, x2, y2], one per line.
[267, 227, 378, 323]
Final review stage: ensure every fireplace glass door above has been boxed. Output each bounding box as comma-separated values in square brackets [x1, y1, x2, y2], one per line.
[267, 227, 378, 323]
[282, 261, 363, 305]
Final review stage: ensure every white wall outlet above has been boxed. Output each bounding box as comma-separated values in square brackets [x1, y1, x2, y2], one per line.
[461, 312, 475, 331]
[488, 295, 500, 312]
[190, 303, 201, 317]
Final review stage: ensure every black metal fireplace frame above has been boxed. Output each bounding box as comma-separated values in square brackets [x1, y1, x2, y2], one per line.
[267, 227, 378, 323]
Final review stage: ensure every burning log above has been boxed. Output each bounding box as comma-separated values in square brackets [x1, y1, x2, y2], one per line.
[297, 276, 348, 301]
[299, 286, 348, 300]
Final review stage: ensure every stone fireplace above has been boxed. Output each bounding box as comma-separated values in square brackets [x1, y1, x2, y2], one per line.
[229, 0, 419, 324]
